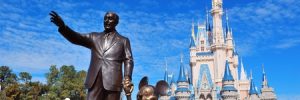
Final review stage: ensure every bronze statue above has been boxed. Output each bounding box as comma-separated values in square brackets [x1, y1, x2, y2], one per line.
[50, 11, 134, 100]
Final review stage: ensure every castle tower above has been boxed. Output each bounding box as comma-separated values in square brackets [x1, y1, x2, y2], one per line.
[260, 65, 277, 100]
[239, 58, 248, 81]
[248, 71, 260, 100]
[176, 55, 191, 100]
[211, 0, 224, 45]
[211, 0, 227, 85]
[198, 24, 209, 52]
[220, 60, 238, 100]
[224, 10, 239, 89]
[238, 58, 250, 100]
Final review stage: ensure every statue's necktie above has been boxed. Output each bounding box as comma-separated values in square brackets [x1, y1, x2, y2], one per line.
[104, 32, 112, 50]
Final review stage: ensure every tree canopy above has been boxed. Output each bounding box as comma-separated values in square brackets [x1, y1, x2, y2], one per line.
[0, 65, 87, 100]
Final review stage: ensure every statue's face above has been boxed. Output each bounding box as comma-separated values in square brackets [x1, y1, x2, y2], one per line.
[104, 13, 118, 31]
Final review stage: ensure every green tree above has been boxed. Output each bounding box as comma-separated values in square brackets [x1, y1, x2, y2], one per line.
[26, 82, 42, 100]
[0, 66, 18, 90]
[59, 65, 77, 99]
[45, 65, 60, 99]
[46, 65, 59, 86]
[4, 82, 20, 100]
[72, 70, 87, 100]
[45, 65, 87, 99]
[18, 72, 33, 99]
[19, 72, 32, 83]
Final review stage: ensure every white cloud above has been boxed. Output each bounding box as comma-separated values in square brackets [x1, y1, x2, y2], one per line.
[229, 0, 300, 56]
[273, 39, 300, 49]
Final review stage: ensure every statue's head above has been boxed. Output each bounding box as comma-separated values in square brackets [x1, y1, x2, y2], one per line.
[104, 12, 119, 32]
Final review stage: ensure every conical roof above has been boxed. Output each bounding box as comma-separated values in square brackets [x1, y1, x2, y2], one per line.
[222, 60, 234, 81]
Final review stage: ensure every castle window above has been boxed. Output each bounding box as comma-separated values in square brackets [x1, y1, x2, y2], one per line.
[201, 41, 204, 44]
[201, 47, 204, 51]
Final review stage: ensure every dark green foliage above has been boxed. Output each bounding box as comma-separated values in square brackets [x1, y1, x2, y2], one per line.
[0, 65, 87, 100]
[0, 66, 18, 90]
[19, 72, 32, 83]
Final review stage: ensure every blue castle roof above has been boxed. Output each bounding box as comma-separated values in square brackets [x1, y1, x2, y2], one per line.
[249, 78, 259, 95]
[221, 60, 237, 92]
[222, 60, 234, 82]
[190, 36, 196, 48]
[177, 59, 187, 82]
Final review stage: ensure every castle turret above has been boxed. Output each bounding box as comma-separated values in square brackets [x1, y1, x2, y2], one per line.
[224, 10, 239, 89]
[240, 58, 247, 81]
[176, 55, 191, 100]
[238, 58, 250, 100]
[260, 65, 277, 100]
[190, 35, 196, 48]
[211, 0, 225, 45]
[249, 71, 260, 100]
[220, 60, 238, 100]
[225, 10, 233, 49]
[211, 0, 228, 85]
[191, 21, 196, 42]
[232, 42, 239, 67]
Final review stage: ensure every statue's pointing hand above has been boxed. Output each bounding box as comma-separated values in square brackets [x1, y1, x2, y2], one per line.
[50, 11, 65, 28]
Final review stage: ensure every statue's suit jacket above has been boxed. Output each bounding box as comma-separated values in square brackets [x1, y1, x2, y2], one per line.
[58, 26, 133, 91]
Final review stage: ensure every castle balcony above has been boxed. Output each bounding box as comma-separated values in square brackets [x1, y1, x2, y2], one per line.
[195, 52, 214, 61]
[211, 44, 227, 51]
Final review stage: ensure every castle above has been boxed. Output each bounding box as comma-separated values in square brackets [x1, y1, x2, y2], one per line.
[160, 0, 277, 100]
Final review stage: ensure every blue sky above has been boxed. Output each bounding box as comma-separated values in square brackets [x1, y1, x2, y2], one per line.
[1, 0, 300, 99]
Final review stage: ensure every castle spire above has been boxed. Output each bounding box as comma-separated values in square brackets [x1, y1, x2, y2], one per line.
[262, 64, 268, 88]
[205, 9, 213, 46]
[233, 41, 238, 56]
[206, 8, 210, 32]
[260, 64, 277, 99]
[196, 21, 200, 46]
[249, 70, 259, 95]
[225, 9, 230, 36]
[190, 21, 196, 48]
[164, 58, 168, 82]
[240, 58, 248, 80]
[221, 60, 238, 100]
[191, 21, 195, 41]
[178, 54, 187, 82]
[190, 35, 196, 48]
[223, 60, 234, 81]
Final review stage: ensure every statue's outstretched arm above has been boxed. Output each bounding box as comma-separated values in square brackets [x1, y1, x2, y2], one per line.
[50, 11, 93, 48]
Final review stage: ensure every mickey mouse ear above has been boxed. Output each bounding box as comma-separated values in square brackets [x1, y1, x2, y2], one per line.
[138, 76, 149, 90]
[155, 80, 169, 96]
